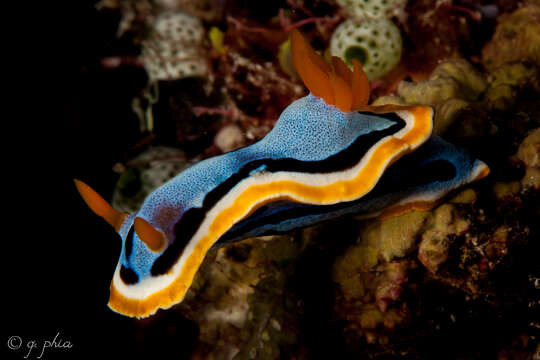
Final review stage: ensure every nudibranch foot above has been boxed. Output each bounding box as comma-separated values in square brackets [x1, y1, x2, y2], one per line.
[218, 136, 490, 244]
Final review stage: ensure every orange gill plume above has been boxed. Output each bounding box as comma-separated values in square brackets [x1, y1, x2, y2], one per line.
[290, 28, 370, 112]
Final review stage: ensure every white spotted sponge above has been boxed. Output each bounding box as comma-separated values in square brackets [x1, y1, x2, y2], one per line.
[330, 18, 402, 81]
[142, 12, 208, 81]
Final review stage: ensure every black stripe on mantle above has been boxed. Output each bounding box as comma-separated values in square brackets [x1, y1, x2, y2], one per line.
[149, 112, 409, 276]
[218, 158, 457, 243]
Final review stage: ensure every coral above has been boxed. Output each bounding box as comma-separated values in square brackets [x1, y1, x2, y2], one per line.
[449, 188, 477, 205]
[332, 171, 537, 355]
[216, 49, 303, 140]
[178, 235, 305, 360]
[492, 180, 521, 200]
[357, 211, 430, 262]
[419, 178, 535, 302]
[397, 59, 486, 105]
[336, 0, 407, 20]
[418, 203, 471, 274]
[370, 94, 406, 106]
[375, 58, 487, 137]
[515, 128, 540, 189]
[516, 128, 540, 170]
[111, 146, 190, 212]
[333, 251, 414, 345]
[484, 63, 540, 111]
[332, 211, 430, 343]
[433, 98, 470, 135]
[402, 0, 479, 80]
[333, 197, 474, 344]
[329, 18, 402, 81]
[482, 4, 540, 71]
[142, 12, 208, 81]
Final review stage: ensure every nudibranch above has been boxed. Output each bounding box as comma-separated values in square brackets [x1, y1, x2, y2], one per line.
[75, 29, 489, 318]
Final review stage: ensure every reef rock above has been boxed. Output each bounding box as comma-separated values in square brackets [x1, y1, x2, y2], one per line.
[417, 203, 471, 274]
[516, 127, 540, 189]
[484, 63, 540, 111]
[332, 211, 428, 344]
[396, 58, 486, 106]
[482, 4, 540, 72]
[179, 235, 305, 360]
[374, 58, 487, 138]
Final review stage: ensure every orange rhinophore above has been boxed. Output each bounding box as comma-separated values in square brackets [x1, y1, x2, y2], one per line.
[134, 217, 166, 252]
[74, 179, 127, 231]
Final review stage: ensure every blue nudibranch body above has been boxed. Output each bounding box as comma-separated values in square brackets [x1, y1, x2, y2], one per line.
[75, 29, 489, 318]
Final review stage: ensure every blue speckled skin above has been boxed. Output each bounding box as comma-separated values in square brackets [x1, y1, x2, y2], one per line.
[139, 94, 394, 224]
[221, 136, 485, 242]
[117, 94, 401, 276]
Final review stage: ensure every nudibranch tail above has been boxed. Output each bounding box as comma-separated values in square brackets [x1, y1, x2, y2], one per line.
[290, 29, 370, 112]
[74, 179, 127, 231]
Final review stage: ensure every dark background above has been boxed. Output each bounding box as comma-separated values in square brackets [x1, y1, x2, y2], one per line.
[5, 1, 192, 358]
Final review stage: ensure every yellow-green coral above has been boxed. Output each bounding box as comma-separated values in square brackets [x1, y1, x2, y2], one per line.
[516, 128, 540, 189]
[484, 63, 540, 111]
[333, 199, 476, 340]
[375, 58, 487, 137]
[360, 211, 431, 262]
[433, 98, 470, 135]
[449, 188, 477, 205]
[492, 181, 521, 200]
[179, 234, 304, 360]
[418, 204, 471, 273]
[482, 4, 540, 71]
[397, 59, 486, 105]
[332, 211, 431, 342]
